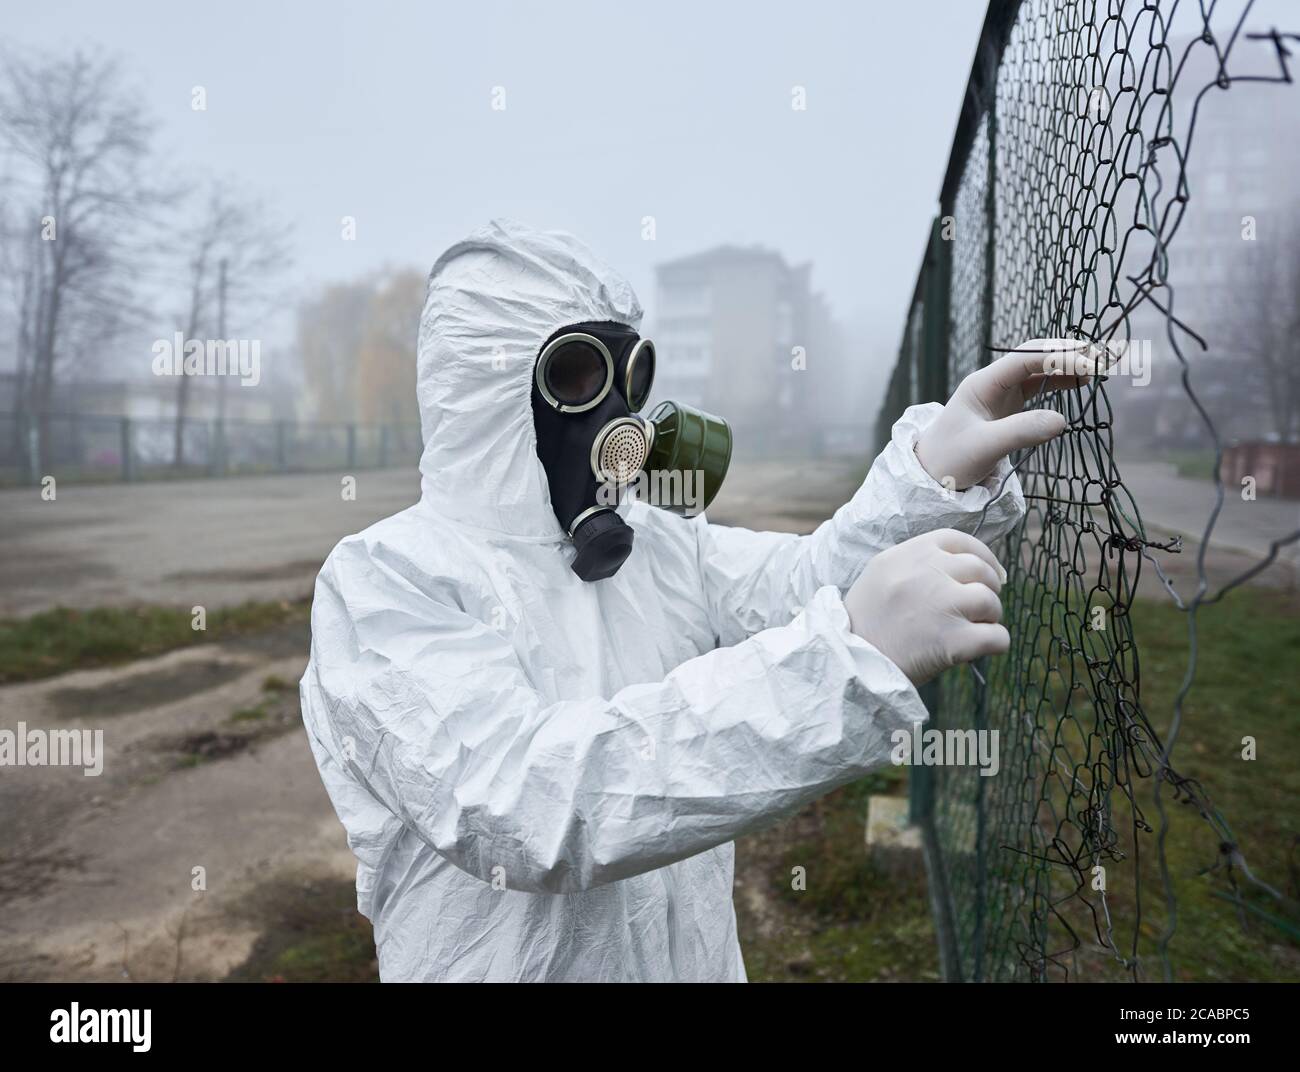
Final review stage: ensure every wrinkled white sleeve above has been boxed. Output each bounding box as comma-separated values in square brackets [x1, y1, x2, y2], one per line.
[699, 402, 1026, 644]
[302, 543, 926, 895]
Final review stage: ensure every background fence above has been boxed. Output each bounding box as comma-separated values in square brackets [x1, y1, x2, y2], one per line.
[0, 413, 423, 487]
[878, 0, 1299, 981]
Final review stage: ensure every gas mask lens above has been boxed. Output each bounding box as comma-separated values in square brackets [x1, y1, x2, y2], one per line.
[624, 339, 655, 410]
[536, 334, 614, 412]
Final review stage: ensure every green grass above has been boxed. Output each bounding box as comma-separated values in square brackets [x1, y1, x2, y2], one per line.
[736, 586, 1298, 982]
[941, 582, 1300, 981]
[1164, 449, 1220, 483]
[736, 769, 942, 982]
[996, 586, 1300, 982]
[223, 875, 378, 983]
[0, 599, 310, 684]
[1116, 586, 1300, 980]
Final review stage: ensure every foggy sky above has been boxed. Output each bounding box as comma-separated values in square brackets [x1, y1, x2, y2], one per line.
[3, 0, 988, 371]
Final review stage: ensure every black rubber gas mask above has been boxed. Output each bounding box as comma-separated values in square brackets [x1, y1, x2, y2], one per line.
[532, 321, 733, 581]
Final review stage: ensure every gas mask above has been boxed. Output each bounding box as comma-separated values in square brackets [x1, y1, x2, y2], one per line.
[532, 321, 733, 581]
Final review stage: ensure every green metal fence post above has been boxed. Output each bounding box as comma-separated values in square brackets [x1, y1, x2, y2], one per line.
[916, 216, 961, 982]
[970, 95, 1000, 985]
[922, 216, 953, 405]
[916, 679, 963, 983]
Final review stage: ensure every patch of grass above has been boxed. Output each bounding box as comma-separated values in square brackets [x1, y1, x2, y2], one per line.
[0, 599, 310, 684]
[229, 706, 267, 723]
[743, 910, 942, 984]
[736, 763, 941, 982]
[945, 585, 1298, 982]
[776, 773, 913, 924]
[1114, 587, 1300, 980]
[261, 674, 291, 692]
[738, 586, 1297, 983]
[1164, 449, 1220, 483]
[223, 875, 378, 983]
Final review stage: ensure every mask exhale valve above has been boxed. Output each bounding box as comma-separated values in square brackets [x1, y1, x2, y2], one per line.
[569, 508, 637, 581]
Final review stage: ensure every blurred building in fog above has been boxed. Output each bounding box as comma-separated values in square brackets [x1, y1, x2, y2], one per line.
[650, 245, 857, 457]
[1115, 37, 1300, 450]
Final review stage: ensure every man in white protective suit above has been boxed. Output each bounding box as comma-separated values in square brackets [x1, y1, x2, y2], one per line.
[300, 219, 1100, 982]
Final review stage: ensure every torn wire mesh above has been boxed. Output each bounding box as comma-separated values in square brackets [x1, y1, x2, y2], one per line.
[896, 0, 1299, 982]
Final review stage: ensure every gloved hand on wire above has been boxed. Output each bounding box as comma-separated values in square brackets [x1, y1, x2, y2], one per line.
[915, 338, 1109, 491]
[844, 528, 1009, 687]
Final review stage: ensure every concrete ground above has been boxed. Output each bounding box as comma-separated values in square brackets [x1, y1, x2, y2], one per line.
[1119, 459, 1300, 569]
[0, 469, 422, 618]
[0, 458, 869, 618]
[2, 456, 1293, 619]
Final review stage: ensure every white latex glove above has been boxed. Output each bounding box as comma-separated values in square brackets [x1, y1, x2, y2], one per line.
[915, 338, 1108, 490]
[845, 528, 1009, 687]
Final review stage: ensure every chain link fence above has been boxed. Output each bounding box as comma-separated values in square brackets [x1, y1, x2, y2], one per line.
[878, 0, 1299, 981]
[0, 413, 423, 487]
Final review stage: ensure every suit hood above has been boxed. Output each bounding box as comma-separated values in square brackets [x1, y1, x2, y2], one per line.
[416, 218, 644, 538]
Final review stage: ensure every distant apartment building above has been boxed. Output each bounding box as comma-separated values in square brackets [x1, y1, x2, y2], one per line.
[1114, 38, 1300, 447]
[651, 245, 849, 456]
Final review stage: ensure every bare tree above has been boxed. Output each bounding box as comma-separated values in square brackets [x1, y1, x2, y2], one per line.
[0, 48, 160, 472]
[1216, 208, 1300, 444]
[169, 185, 292, 467]
[357, 269, 423, 429]
[296, 279, 377, 422]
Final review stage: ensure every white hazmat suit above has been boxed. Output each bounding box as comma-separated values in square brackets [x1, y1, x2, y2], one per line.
[300, 219, 1025, 981]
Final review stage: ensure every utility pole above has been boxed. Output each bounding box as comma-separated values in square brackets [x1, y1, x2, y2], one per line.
[216, 257, 229, 473]
[217, 258, 228, 422]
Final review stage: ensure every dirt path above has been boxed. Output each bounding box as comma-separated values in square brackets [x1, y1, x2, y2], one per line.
[0, 625, 355, 981]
